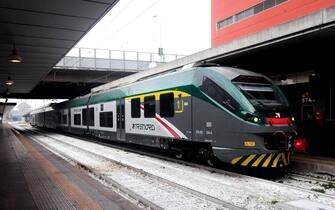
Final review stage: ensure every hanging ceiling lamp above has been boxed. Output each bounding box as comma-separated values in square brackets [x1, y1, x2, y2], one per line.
[8, 44, 23, 63]
[5, 76, 14, 86]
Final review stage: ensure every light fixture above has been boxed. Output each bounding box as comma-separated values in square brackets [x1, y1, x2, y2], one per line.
[5, 76, 14, 86]
[8, 44, 23, 63]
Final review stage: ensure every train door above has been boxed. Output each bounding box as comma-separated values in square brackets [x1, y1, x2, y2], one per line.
[117, 99, 126, 141]
[68, 108, 71, 132]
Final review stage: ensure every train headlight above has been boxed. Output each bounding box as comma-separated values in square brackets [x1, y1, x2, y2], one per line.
[291, 117, 295, 122]
[243, 112, 263, 124]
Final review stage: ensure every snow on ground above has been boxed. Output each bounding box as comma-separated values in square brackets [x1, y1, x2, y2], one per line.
[12, 123, 335, 210]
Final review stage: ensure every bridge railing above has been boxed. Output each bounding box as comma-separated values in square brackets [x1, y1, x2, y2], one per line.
[55, 48, 185, 71]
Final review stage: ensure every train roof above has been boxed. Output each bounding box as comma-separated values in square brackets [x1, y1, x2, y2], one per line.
[56, 65, 266, 108]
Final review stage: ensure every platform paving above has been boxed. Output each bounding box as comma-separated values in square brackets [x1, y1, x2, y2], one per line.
[0, 123, 139, 210]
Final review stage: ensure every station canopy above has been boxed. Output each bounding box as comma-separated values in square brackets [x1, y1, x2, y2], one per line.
[0, 0, 118, 97]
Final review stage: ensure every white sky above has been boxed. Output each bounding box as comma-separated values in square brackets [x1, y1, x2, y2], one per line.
[75, 0, 211, 55]
[4, 0, 211, 110]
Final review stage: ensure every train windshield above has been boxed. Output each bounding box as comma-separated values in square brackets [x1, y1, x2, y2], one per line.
[232, 75, 288, 108]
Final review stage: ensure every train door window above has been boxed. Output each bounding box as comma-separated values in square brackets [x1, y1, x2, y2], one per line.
[82, 108, 87, 125]
[121, 104, 125, 129]
[62, 115, 67, 124]
[89, 108, 95, 126]
[100, 104, 104, 111]
[131, 98, 141, 118]
[74, 114, 81, 125]
[57, 112, 61, 124]
[200, 77, 240, 113]
[100, 112, 113, 128]
[160, 93, 174, 117]
[144, 96, 156, 118]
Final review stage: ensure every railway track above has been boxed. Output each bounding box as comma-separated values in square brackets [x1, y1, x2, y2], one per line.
[13, 125, 241, 210]
[11, 123, 335, 210]
[273, 171, 335, 196]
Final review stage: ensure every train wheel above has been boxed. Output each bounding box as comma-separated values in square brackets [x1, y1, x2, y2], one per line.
[175, 153, 183, 159]
[198, 147, 216, 167]
[206, 158, 215, 167]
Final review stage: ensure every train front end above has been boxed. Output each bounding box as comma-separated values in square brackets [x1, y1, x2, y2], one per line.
[200, 67, 296, 168]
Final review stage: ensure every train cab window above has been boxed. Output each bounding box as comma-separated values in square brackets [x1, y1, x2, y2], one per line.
[62, 115, 67, 124]
[74, 114, 81, 125]
[160, 93, 174, 117]
[200, 77, 240, 113]
[100, 112, 113, 127]
[144, 96, 156, 118]
[131, 98, 141, 118]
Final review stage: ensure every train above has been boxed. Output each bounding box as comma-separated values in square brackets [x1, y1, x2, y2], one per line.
[27, 63, 297, 168]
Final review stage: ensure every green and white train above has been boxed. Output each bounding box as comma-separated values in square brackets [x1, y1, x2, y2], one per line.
[29, 64, 296, 168]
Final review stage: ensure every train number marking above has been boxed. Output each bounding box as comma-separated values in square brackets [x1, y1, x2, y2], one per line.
[175, 100, 184, 113]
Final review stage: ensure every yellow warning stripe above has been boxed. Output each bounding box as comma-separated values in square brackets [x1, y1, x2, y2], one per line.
[230, 151, 293, 168]
[252, 154, 266, 167]
[281, 153, 287, 166]
[241, 154, 257, 166]
[262, 154, 273, 167]
[272, 153, 281, 167]
[231, 156, 243, 165]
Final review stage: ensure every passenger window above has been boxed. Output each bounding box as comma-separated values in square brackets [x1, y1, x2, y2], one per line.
[74, 114, 81, 125]
[131, 98, 141, 118]
[200, 77, 240, 113]
[100, 112, 113, 128]
[144, 95, 156, 118]
[160, 93, 174, 117]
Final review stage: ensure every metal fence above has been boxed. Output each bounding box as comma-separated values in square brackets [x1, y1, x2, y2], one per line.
[55, 48, 185, 71]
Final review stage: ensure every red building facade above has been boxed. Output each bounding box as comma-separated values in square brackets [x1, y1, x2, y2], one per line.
[211, 0, 335, 47]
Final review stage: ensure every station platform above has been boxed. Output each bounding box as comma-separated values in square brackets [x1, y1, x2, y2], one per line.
[0, 123, 139, 210]
[292, 153, 335, 176]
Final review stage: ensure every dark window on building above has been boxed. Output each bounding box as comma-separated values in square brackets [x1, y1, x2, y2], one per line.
[236, 8, 254, 22]
[217, 16, 233, 30]
[276, 0, 287, 4]
[144, 96, 156, 118]
[62, 115, 67, 124]
[131, 98, 141, 118]
[160, 93, 174, 117]
[264, 0, 276, 10]
[254, 3, 264, 14]
[216, 0, 287, 30]
[74, 114, 81, 125]
[200, 77, 240, 113]
[100, 112, 113, 128]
